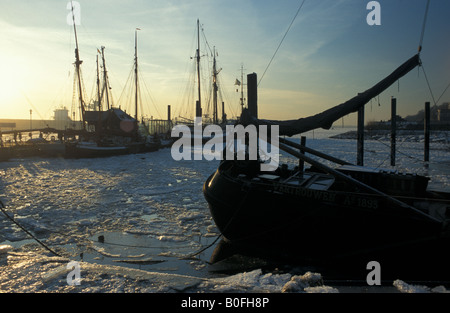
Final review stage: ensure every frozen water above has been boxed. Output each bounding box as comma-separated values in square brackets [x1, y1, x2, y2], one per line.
[0, 129, 449, 293]
[393, 279, 450, 293]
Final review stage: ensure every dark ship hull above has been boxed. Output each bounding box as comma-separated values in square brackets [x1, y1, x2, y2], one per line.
[64, 142, 130, 159]
[64, 139, 160, 159]
[203, 160, 450, 279]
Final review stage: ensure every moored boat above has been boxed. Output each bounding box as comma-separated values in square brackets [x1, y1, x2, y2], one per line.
[64, 141, 129, 159]
[204, 158, 450, 253]
[63, 7, 161, 159]
[203, 53, 450, 280]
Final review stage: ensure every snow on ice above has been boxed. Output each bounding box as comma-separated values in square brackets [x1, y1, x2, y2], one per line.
[1, 129, 450, 293]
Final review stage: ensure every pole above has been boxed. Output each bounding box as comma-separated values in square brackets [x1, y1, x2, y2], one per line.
[212, 47, 218, 124]
[96, 55, 101, 110]
[390, 97, 396, 166]
[196, 19, 201, 118]
[247, 72, 258, 151]
[247, 73, 258, 119]
[424, 101, 430, 162]
[196, 101, 202, 119]
[240, 64, 245, 113]
[71, 1, 86, 130]
[222, 101, 226, 124]
[101, 46, 110, 110]
[357, 106, 364, 166]
[96, 54, 102, 136]
[135, 29, 139, 121]
[299, 136, 306, 171]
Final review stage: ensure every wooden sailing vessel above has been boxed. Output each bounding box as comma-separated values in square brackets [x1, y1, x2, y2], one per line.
[64, 7, 159, 158]
[174, 20, 232, 145]
[203, 54, 450, 279]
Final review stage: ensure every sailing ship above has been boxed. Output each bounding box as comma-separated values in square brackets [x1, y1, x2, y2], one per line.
[64, 5, 159, 158]
[203, 54, 450, 279]
[174, 19, 233, 145]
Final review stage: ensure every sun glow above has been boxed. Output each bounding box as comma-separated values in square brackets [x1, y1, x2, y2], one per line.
[0, 51, 34, 118]
[0, 57, 24, 102]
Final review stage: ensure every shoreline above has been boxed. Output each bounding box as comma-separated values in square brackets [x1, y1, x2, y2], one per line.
[330, 129, 450, 144]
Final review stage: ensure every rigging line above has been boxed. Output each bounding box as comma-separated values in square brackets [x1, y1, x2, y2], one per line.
[116, 66, 135, 112]
[200, 24, 213, 57]
[418, 0, 431, 53]
[138, 67, 162, 119]
[258, 0, 307, 87]
[372, 138, 423, 169]
[421, 64, 437, 106]
[0, 200, 61, 257]
[21, 92, 46, 125]
[436, 81, 450, 105]
[179, 234, 222, 260]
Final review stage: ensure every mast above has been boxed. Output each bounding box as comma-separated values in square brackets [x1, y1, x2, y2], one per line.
[196, 19, 202, 118]
[70, 0, 86, 130]
[240, 64, 245, 113]
[100, 46, 110, 110]
[96, 54, 101, 110]
[96, 54, 102, 136]
[134, 28, 140, 122]
[212, 47, 222, 124]
[212, 47, 218, 124]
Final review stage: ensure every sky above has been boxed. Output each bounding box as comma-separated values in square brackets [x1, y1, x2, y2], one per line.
[1, 0, 450, 126]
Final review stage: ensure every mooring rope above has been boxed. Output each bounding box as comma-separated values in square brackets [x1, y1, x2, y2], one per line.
[0, 199, 61, 257]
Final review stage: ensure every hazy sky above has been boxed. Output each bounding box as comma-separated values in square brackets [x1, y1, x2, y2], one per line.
[1, 0, 449, 126]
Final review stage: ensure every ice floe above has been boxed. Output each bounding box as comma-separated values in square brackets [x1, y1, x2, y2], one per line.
[1, 131, 449, 293]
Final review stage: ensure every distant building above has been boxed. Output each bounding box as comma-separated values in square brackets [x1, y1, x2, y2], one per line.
[437, 103, 450, 122]
[53, 107, 72, 130]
